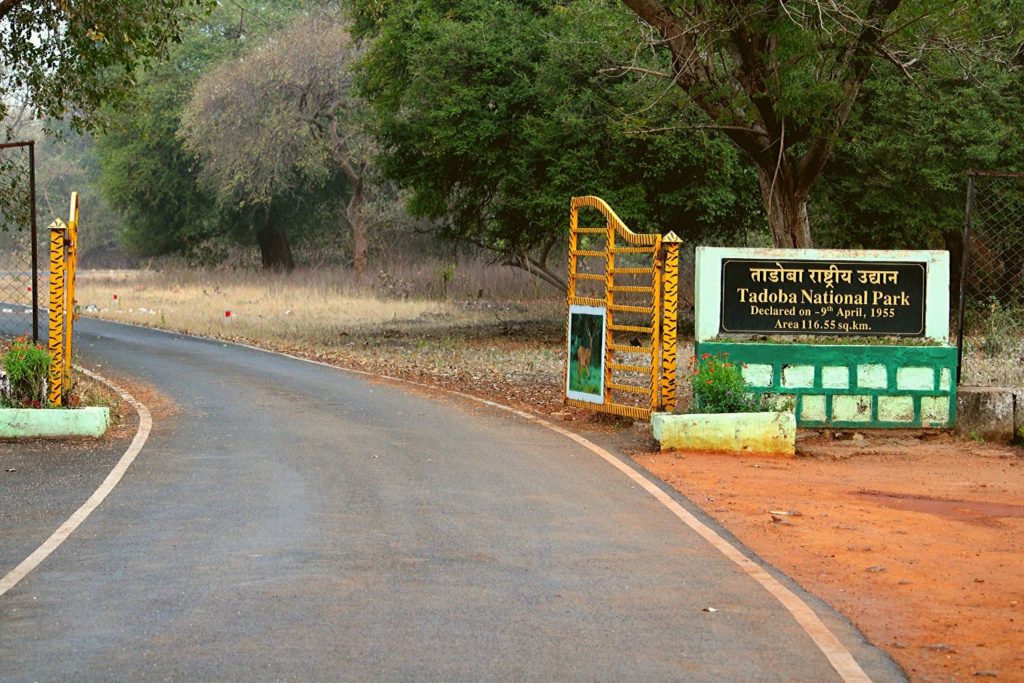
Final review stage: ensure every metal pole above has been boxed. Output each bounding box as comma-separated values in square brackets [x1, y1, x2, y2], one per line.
[28, 141, 39, 343]
[956, 173, 976, 386]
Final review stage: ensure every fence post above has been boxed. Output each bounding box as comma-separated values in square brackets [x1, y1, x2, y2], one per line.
[28, 141, 39, 343]
[660, 233, 681, 412]
[649, 236, 663, 413]
[603, 213, 616, 407]
[47, 219, 67, 406]
[956, 173, 975, 386]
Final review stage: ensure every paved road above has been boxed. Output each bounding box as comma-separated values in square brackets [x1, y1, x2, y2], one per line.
[1, 319, 905, 681]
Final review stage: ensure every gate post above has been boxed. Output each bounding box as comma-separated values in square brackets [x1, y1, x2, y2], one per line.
[47, 219, 67, 406]
[659, 232, 681, 412]
[63, 193, 80, 387]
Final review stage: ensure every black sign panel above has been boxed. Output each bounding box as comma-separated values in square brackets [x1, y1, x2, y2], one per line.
[720, 258, 927, 336]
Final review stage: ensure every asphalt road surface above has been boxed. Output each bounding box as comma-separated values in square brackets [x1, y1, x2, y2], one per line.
[1, 318, 906, 681]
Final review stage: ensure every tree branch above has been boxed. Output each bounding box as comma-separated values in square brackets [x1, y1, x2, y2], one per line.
[0, 0, 22, 22]
[795, 0, 904, 194]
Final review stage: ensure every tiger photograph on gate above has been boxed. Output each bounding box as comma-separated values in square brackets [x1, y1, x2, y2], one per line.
[567, 307, 605, 401]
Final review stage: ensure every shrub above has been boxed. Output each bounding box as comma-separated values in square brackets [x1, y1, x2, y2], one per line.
[2, 337, 51, 408]
[689, 352, 763, 414]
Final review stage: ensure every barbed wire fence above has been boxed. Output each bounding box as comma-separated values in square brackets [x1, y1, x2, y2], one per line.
[0, 141, 41, 342]
[957, 170, 1024, 386]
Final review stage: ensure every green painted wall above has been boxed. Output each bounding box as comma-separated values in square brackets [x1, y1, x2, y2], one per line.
[694, 342, 957, 429]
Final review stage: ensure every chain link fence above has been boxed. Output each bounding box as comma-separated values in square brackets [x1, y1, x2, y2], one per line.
[0, 141, 41, 342]
[957, 171, 1024, 386]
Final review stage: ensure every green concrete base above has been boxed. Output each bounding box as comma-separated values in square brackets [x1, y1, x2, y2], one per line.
[696, 341, 957, 428]
[0, 407, 110, 438]
[651, 411, 796, 456]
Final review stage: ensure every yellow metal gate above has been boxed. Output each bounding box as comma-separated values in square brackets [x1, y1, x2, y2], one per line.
[565, 196, 680, 420]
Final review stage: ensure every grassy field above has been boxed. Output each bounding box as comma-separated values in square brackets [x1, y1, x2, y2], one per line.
[75, 261, 573, 414]
[77, 260, 561, 339]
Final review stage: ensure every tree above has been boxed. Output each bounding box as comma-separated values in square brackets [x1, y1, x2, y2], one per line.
[180, 13, 372, 273]
[95, 2, 306, 263]
[617, 0, 995, 248]
[352, 0, 761, 289]
[809, 8, 1024, 295]
[0, 0, 212, 131]
[31, 119, 130, 266]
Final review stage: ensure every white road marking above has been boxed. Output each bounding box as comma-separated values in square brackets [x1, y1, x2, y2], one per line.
[0, 367, 152, 598]
[26, 318, 871, 681]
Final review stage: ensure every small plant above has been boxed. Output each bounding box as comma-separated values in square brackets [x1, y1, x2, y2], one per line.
[1, 337, 51, 408]
[440, 263, 456, 299]
[689, 352, 764, 414]
[972, 296, 1023, 356]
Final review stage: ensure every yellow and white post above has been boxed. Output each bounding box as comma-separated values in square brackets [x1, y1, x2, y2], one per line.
[63, 193, 79, 388]
[660, 232, 682, 412]
[47, 219, 67, 406]
[46, 193, 80, 407]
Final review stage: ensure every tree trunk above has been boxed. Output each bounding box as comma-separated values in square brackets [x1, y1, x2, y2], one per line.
[756, 166, 814, 249]
[346, 177, 368, 278]
[256, 214, 295, 271]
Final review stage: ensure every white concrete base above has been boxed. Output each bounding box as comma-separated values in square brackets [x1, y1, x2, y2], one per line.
[0, 407, 110, 438]
[651, 411, 796, 456]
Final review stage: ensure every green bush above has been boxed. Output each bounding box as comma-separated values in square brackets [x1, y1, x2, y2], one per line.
[2, 337, 51, 408]
[689, 352, 764, 414]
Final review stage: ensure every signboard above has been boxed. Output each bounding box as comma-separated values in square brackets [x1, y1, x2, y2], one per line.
[720, 258, 927, 336]
[566, 304, 606, 404]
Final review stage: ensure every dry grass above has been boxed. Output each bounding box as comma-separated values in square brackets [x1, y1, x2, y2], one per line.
[74, 262, 574, 415]
[76, 260, 563, 348]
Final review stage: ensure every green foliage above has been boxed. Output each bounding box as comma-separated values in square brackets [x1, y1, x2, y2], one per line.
[568, 358, 602, 396]
[95, 2, 315, 261]
[970, 297, 1024, 356]
[813, 39, 1024, 250]
[1, 0, 214, 131]
[352, 0, 761, 276]
[690, 352, 763, 414]
[1, 338, 51, 408]
[33, 119, 129, 266]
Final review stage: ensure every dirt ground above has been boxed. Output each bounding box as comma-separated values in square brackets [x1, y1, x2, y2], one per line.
[634, 433, 1024, 682]
[79, 310, 1024, 682]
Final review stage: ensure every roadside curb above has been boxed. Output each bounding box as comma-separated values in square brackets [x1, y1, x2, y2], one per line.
[651, 410, 796, 455]
[0, 367, 151, 598]
[0, 406, 109, 438]
[957, 385, 1024, 443]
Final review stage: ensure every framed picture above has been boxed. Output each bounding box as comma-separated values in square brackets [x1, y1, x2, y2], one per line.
[566, 304, 606, 404]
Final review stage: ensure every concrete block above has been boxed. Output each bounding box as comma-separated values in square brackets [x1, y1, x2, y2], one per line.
[877, 395, 915, 423]
[857, 364, 888, 389]
[651, 411, 796, 456]
[939, 369, 951, 392]
[957, 387, 1013, 441]
[1016, 390, 1024, 443]
[821, 366, 849, 389]
[762, 394, 796, 412]
[782, 365, 815, 389]
[800, 395, 827, 422]
[833, 395, 872, 422]
[0, 407, 110, 438]
[742, 364, 773, 388]
[921, 396, 951, 427]
[896, 367, 934, 391]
